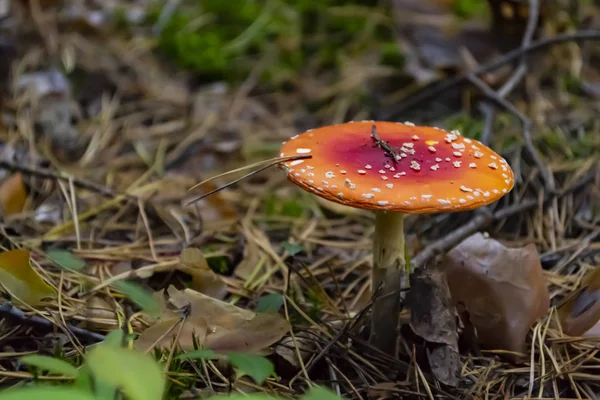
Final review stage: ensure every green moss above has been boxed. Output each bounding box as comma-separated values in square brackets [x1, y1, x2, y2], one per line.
[147, 0, 399, 86]
[445, 112, 485, 140]
[452, 0, 488, 19]
[265, 193, 306, 218]
[380, 41, 404, 67]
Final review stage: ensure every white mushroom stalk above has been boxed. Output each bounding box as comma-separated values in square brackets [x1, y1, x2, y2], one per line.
[370, 210, 407, 353]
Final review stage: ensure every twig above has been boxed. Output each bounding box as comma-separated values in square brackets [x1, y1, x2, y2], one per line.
[465, 74, 555, 190]
[384, 30, 600, 118]
[0, 160, 130, 200]
[304, 291, 375, 375]
[371, 124, 400, 163]
[184, 154, 312, 206]
[480, 0, 539, 145]
[410, 171, 595, 269]
[0, 302, 106, 342]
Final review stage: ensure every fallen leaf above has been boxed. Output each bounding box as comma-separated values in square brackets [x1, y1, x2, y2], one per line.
[443, 232, 550, 355]
[176, 349, 218, 360]
[0, 173, 27, 216]
[557, 267, 600, 337]
[235, 224, 262, 280]
[406, 262, 460, 387]
[274, 332, 315, 369]
[135, 287, 289, 354]
[178, 248, 227, 300]
[0, 249, 55, 306]
[84, 296, 116, 331]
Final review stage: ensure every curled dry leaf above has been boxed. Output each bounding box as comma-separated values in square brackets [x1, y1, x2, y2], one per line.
[407, 263, 460, 387]
[84, 296, 117, 331]
[274, 332, 315, 369]
[0, 173, 27, 216]
[0, 249, 55, 306]
[557, 267, 600, 337]
[178, 248, 227, 300]
[443, 232, 549, 354]
[135, 286, 289, 354]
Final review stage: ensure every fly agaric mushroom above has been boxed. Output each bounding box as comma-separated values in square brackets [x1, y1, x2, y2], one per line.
[278, 121, 515, 354]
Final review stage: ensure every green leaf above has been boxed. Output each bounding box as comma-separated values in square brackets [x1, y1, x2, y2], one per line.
[111, 280, 161, 317]
[45, 250, 86, 271]
[226, 352, 274, 385]
[86, 345, 165, 400]
[207, 395, 275, 400]
[73, 366, 93, 393]
[103, 329, 125, 347]
[255, 293, 283, 313]
[0, 386, 96, 400]
[20, 355, 78, 377]
[283, 241, 303, 257]
[176, 349, 218, 360]
[75, 366, 117, 400]
[302, 386, 344, 400]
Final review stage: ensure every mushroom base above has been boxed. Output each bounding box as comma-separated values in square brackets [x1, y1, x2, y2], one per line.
[369, 210, 408, 356]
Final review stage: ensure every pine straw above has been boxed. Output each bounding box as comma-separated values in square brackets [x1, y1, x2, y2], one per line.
[0, 1, 599, 399]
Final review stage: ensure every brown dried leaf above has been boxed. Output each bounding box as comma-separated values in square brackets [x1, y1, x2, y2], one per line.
[178, 248, 227, 300]
[557, 267, 600, 337]
[444, 233, 549, 354]
[407, 263, 459, 387]
[135, 287, 289, 353]
[84, 296, 116, 331]
[235, 223, 262, 280]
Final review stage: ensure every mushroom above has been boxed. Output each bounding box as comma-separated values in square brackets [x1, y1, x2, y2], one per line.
[278, 121, 515, 354]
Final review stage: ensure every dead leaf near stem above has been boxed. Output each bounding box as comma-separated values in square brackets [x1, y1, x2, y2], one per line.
[443, 232, 550, 356]
[557, 267, 600, 337]
[178, 247, 227, 300]
[0, 249, 55, 306]
[135, 286, 289, 354]
[406, 262, 460, 387]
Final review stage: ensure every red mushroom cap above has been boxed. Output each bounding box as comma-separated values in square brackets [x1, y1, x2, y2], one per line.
[278, 121, 514, 214]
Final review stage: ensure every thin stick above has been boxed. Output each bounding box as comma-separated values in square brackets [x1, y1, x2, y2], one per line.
[187, 154, 311, 192]
[0, 160, 128, 199]
[184, 155, 311, 206]
[0, 303, 105, 342]
[371, 124, 400, 163]
[384, 30, 600, 118]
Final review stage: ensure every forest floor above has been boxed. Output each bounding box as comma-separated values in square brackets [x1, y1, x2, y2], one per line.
[0, 1, 599, 399]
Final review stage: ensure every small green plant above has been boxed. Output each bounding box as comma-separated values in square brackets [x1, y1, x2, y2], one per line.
[0, 330, 165, 400]
[1, 337, 344, 400]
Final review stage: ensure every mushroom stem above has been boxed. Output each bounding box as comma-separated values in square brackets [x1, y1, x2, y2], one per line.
[369, 210, 408, 355]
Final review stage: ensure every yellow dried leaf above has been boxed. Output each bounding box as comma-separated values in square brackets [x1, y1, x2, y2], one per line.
[0, 249, 55, 306]
[0, 173, 27, 215]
